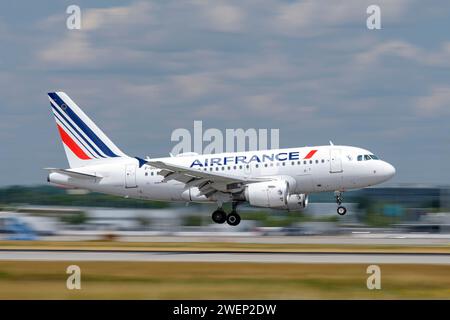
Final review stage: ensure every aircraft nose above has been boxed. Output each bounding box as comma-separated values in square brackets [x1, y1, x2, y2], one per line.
[381, 161, 396, 180]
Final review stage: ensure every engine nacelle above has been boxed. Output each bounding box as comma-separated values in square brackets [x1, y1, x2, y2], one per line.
[245, 180, 288, 208]
[245, 180, 309, 210]
[285, 193, 309, 211]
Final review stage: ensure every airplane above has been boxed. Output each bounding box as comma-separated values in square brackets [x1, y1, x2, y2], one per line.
[46, 92, 396, 226]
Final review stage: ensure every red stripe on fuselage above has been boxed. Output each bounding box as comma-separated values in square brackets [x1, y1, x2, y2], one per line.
[57, 124, 91, 160]
[304, 149, 317, 159]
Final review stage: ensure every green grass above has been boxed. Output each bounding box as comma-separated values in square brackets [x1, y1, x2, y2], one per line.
[0, 261, 448, 299]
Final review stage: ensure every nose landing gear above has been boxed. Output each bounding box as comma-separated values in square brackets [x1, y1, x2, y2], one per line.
[335, 191, 347, 216]
[211, 202, 241, 226]
[337, 206, 347, 215]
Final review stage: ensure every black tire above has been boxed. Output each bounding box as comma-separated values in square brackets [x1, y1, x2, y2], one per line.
[212, 209, 227, 224]
[337, 206, 347, 216]
[226, 211, 241, 226]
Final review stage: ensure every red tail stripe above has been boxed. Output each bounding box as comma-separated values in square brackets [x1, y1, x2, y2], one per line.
[57, 124, 91, 160]
[304, 149, 318, 159]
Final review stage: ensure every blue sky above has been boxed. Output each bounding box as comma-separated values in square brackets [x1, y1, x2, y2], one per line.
[0, 0, 449, 186]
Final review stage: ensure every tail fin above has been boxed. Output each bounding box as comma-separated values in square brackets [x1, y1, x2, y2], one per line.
[48, 92, 127, 168]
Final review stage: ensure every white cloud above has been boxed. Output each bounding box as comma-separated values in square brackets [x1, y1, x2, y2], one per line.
[354, 40, 419, 65]
[416, 86, 450, 116]
[39, 32, 95, 64]
[37, 2, 153, 67]
[197, 1, 245, 32]
[354, 40, 450, 68]
[273, 0, 413, 36]
[38, 30, 146, 67]
[82, 2, 154, 31]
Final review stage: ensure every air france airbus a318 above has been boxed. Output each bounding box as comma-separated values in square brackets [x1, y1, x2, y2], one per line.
[46, 92, 396, 226]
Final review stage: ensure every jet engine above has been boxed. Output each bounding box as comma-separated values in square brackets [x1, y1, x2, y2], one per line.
[285, 193, 309, 211]
[244, 180, 308, 210]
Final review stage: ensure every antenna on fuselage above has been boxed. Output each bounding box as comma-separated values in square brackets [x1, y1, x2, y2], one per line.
[329, 140, 334, 146]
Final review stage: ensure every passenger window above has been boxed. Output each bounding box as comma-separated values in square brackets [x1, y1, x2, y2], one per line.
[309, 160, 313, 164]
[321, 159, 325, 163]
[255, 164, 259, 168]
[303, 160, 307, 165]
[315, 160, 319, 164]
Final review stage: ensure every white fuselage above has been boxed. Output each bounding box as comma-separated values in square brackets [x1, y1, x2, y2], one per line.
[48, 145, 396, 203]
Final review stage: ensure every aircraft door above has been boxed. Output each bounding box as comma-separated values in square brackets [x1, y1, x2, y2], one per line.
[329, 149, 343, 173]
[125, 164, 138, 188]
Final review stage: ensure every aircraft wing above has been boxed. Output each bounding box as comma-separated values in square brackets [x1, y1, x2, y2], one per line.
[147, 160, 269, 196]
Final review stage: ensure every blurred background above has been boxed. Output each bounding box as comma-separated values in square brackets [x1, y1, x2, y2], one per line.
[1, 184, 449, 240]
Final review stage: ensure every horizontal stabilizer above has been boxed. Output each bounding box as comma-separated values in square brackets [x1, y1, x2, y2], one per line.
[44, 168, 102, 180]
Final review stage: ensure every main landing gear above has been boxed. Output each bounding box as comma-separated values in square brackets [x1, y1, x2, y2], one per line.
[211, 202, 241, 226]
[335, 191, 347, 216]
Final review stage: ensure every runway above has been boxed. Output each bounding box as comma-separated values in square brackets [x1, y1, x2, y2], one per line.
[40, 234, 450, 246]
[0, 250, 449, 264]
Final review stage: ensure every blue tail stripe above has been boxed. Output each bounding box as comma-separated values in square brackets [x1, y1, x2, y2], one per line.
[52, 110, 97, 159]
[50, 102, 105, 158]
[49, 93, 119, 158]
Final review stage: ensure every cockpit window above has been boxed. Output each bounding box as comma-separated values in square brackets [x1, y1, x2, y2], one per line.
[358, 154, 380, 161]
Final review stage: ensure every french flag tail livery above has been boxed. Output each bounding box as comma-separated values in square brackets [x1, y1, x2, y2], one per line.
[48, 92, 128, 168]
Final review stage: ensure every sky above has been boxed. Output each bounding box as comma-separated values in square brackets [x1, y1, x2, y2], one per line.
[0, 0, 449, 186]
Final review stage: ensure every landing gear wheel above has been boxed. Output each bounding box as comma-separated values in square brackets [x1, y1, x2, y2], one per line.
[226, 211, 241, 226]
[212, 209, 227, 224]
[337, 206, 347, 216]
